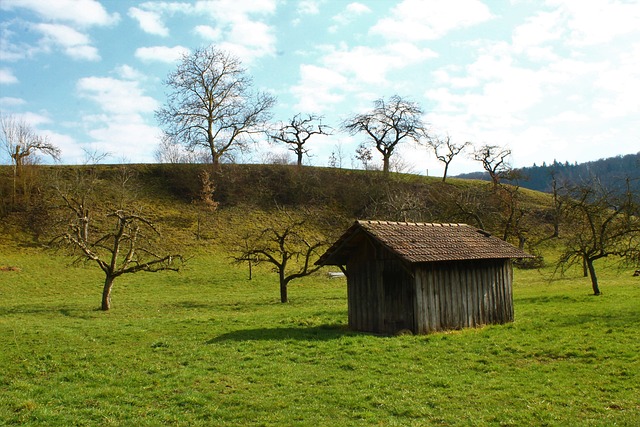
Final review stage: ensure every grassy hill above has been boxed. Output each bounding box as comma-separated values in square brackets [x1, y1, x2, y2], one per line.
[1, 162, 556, 250]
[1, 164, 638, 425]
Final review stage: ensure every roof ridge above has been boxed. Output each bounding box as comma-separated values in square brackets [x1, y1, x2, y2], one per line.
[358, 220, 468, 227]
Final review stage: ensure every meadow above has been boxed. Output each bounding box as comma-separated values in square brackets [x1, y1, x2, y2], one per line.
[1, 243, 639, 426]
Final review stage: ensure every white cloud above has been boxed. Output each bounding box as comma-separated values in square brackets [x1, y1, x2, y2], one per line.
[115, 65, 146, 81]
[193, 0, 276, 22]
[83, 114, 162, 163]
[218, 18, 276, 62]
[297, 0, 321, 16]
[134, 45, 190, 63]
[40, 130, 83, 164]
[0, 0, 119, 27]
[0, 97, 25, 108]
[370, 0, 493, 41]
[191, 0, 277, 62]
[11, 111, 52, 127]
[544, 111, 589, 124]
[547, 0, 640, 46]
[32, 23, 100, 61]
[76, 77, 158, 115]
[75, 73, 162, 163]
[291, 65, 348, 113]
[292, 0, 320, 26]
[0, 68, 18, 84]
[194, 25, 222, 40]
[592, 44, 640, 118]
[320, 43, 437, 85]
[128, 7, 169, 37]
[511, 10, 563, 52]
[330, 2, 372, 32]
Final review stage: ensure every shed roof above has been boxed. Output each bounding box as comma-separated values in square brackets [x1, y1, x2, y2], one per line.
[317, 220, 534, 266]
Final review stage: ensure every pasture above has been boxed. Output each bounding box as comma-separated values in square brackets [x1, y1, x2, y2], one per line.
[1, 245, 639, 426]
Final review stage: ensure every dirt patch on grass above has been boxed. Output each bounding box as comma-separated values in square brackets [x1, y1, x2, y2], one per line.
[0, 266, 21, 272]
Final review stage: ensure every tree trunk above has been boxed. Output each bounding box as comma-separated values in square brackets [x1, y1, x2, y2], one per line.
[102, 276, 115, 310]
[442, 163, 449, 182]
[382, 155, 390, 175]
[297, 150, 303, 168]
[212, 153, 220, 169]
[586, 258, 601, 296]
[279, 272, 288, 303]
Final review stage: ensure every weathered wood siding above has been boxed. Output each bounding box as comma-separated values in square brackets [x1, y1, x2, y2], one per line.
[346, 238, 415, 334]
[414, 259, 513, 334]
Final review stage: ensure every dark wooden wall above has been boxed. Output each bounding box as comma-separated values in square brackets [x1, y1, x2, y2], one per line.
[346, 238, 415, 334]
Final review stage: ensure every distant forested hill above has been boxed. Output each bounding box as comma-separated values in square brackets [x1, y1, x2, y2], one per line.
[457, 152, 640, 193]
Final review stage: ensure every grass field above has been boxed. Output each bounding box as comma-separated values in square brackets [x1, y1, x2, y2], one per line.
[1, 244, 639, 426]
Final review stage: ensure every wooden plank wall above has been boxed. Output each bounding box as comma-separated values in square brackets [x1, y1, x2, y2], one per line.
[346, 247, 384, 333]
[346, 240, 417, 334]
[414, 259, 513, 334]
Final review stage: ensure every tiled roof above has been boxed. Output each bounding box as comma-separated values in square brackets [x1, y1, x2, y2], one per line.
[317, 220, 533, 265]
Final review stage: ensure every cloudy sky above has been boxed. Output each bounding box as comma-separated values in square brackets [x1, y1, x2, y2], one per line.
[1, 0, 639, 175]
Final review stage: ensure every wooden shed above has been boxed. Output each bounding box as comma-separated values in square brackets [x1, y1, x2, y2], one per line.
[316, 220, 533, 334]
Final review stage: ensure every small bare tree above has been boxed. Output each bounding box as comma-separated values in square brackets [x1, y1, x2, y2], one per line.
[342, 95, 427, 175]
[427, 135, 470, 182]
[156, 46, 276, 167]
[50, 165, 183, 311]
[270, 113, 331, 168]
[354, 142, 373, 170]
[234, 209, 328, 303]
[472, 144, 512, 189]
[1, 113, 61, 207]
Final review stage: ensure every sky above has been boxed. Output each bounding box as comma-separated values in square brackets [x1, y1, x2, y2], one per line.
[1, 0, 639, 176]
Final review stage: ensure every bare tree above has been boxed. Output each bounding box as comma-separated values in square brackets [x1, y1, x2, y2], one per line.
[328, 143, 345, 169]
[354, 142, 373, 170]
[428, 135, 470, 182]
[472, 144, 512, 189]
[557, 177, 640, 295]
[270, 113, 331, 168]
[50, 166, 183, 311]
[156, 46, 276, 167]
[1, 113, 61, 207]
[342, 95, 427, 175]
[234, 210, 328, 303]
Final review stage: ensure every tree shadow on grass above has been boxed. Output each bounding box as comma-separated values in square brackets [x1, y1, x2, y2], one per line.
[207, 324, 357, 343]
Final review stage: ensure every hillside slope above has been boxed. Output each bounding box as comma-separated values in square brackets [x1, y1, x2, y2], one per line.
[0, 163, 555, 252]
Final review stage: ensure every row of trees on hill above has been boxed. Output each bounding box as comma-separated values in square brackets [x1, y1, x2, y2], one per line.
[153, 45, 497, 180]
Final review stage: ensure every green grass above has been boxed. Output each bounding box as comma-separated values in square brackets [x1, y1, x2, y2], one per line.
[1, 246, 639, 426]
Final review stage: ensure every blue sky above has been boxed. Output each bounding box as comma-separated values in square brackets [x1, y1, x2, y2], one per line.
[1, 0, 639, 175]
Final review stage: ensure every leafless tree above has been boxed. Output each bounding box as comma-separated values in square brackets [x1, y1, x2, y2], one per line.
[342, 95, 427, 175]
[50, 165, 183, 311]
[354, 142, 373, 170]
[270, 113, 331, 168]
[472, 144, 512, 189]
[1, 113, 60, 207]
[156, 46, 276, 167]
[427, 135, 470, 182]
[557, 177, 640, 295]
[328, 143, 345, 169]
[234, 209, 328, 303]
